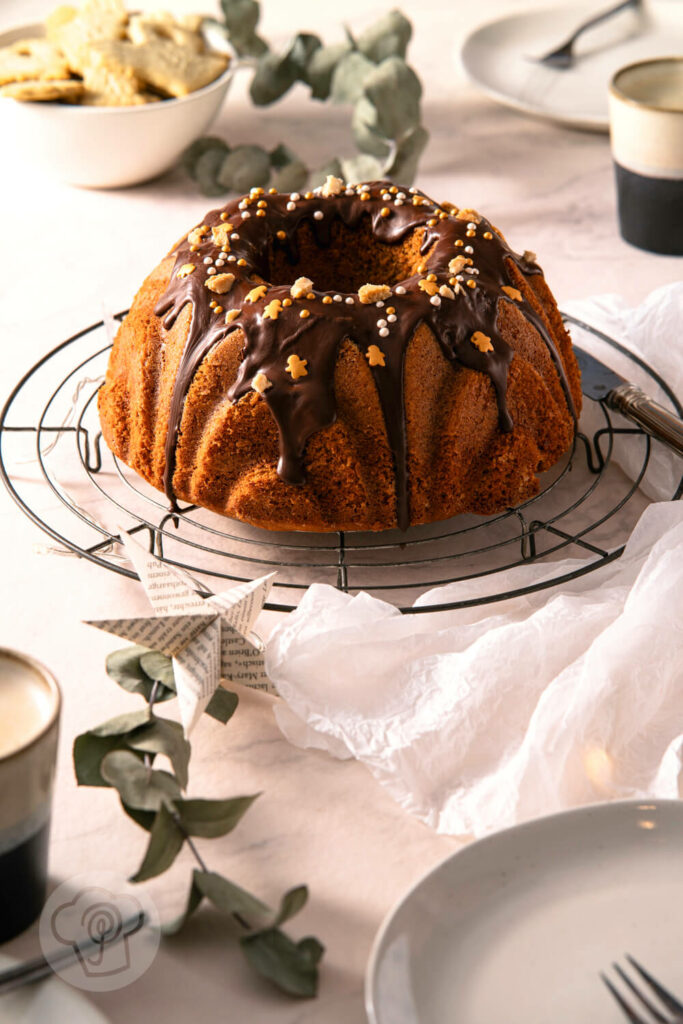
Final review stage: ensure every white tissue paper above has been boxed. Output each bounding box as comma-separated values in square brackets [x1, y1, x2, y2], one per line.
[265, 283, 683, 837]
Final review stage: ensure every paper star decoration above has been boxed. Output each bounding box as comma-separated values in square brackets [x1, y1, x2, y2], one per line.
[86, 531, 276, 734]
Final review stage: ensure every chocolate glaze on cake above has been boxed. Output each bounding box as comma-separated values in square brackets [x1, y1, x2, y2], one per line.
[154, 180, 576, 530]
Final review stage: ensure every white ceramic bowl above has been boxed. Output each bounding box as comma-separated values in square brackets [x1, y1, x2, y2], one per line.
[0, 22, 233, 188]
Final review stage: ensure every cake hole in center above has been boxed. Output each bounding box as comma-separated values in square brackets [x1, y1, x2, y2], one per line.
[267, 218, 428, 294]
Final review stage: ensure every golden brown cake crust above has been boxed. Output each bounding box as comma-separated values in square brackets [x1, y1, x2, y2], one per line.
[98, 180, 581, 532]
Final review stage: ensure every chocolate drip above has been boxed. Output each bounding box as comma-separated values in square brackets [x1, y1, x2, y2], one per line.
[155, 182, 575, 530]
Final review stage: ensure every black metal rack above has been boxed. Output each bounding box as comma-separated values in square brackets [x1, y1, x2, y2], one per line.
[1, 312, 681, 613]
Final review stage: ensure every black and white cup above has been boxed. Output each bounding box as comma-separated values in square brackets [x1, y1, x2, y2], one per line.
[0, 648, 60, 943]
[609, 57, 683, 255]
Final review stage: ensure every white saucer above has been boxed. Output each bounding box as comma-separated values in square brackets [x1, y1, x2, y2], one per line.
[0, 955, 109, 1024]
[460, 0, 683, 131]
[366, 800, 683, 1024]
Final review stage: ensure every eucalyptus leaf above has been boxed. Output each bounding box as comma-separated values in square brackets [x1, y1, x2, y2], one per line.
[90, 709, 151, 737]
[175, 794, 259, 838]
[330, 50, 375, 104]
[162, 875, 204, 935]
[273, 885, 308, 927]
[220, 0, 260, 39]
[305, 41, 351, 100]
[196, 147, 231, 197]
[307, 158, 343, 190]
[269, 142, 298, 169]
[240, 928, 323, 997]
[235, 32, 269, 58]
[128, 719, 191, 790]
[204, 687, 239, 725]
[285, 33, 321, 77]
[362, 56, 421, 140]
[100, 750, 182, 811]
[106, 647, 171, 702]
[121, 802, 156, 832]
[356, 9, 412, 63]
[181, 137, 229, 182]
[351, 96, 392, 159]
[217, 145, 271, 192]
[194, 870, 271, 927]
[249, 52, 298, 106]
[385, 124, 429, 184]
[341, 153, 385, 185]
[130, 803, 185, 883]
[270, 160, 308, 193]
[139, 651, 176, 689]
[73, 732, 141, 788]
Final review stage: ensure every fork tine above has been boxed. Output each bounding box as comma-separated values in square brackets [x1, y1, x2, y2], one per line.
[602, 972, 649, 1023]
[627, 956, 683, 1014]
[614, 964, 668, 1023]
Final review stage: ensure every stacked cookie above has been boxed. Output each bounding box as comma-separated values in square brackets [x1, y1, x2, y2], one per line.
[0, 0, 229, 106]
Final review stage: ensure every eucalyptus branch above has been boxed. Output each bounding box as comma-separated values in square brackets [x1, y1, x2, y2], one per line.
[72, 644, 323, 998]
[183, 5, 428, 195]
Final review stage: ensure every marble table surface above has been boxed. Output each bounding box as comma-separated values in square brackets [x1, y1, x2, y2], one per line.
[0, 0, 680, 1020]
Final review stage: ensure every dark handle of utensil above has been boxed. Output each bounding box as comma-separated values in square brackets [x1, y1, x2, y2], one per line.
[607, 383, 683, 456]
[565, 0, 640, 46]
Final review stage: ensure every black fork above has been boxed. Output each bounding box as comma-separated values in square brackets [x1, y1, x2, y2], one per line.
[602, 956, 683, 1023]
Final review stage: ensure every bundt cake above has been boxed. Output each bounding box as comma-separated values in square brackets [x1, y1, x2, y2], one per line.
[98, 178, 582, 532]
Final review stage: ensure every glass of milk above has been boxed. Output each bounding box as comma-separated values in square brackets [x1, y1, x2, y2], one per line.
[0, 648, 61, 943]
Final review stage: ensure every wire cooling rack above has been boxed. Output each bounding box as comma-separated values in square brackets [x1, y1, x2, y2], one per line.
[1, 312, 681, 613]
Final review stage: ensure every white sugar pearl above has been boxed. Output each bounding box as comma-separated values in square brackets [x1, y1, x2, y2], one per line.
[397, 192, 406, 200]
[313, 210, 324, 220]
[465, 245, 474, 254]
[379, 327, 389, 338]
[207, 267, 217, 276]
[242, 211, 251, 219]
[394, 199, 404, 206]
[467, 268, 480, 275]
[345, 188, 355, 196]
[345, 296, 354, 304]
[215, 259, 225, 267]
[238, 200, 248, 209]
[395, 286, 406, 295]
[387, 314, 397, 323]
[286, 201, 296, 211]
[377, 319, 387, 328]
[290, 192, 301, 201]
[333, 294, 342, 302]
[230, 232, 239, 240]
[375, 300, 385, 308]
[382, 193, 391, 201]
[227, 255, 236, 262]
[203, 256, 213, 264]
[456, 274, 464, 282]
[430, 294, 441, 306]
[467, 222, 477, 230]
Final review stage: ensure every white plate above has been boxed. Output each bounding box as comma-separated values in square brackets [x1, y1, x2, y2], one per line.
[460, 0, 683, 131]
[0, 955, 109, 1024]
[366, 799, 683, 1024]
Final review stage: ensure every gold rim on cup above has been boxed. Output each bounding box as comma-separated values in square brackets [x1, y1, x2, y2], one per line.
[0, 647, 61, 764]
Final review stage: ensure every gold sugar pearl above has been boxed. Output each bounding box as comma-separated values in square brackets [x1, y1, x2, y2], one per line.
[439, 212, 448, 220]
[322, 296, 333, 304]
[305, 191, 314, 199]
[466, 258, 474, 266]
[257, 200, 267, 208]
[386, 306, 396, 315]
[427, 273, 437, 282]
[251, 187, 264, 196]
[269, 187, 277, 194]
[190, 244, 199, 252]
[466, 229, 476, 237]
[300, 309, 311, 318]
[483, 231, 493, 239]
[427, 218, 437, 227]
[389, 186, 398, 194]
[306, 292, 315, 300]
[466, 279, 477, 289]
[283, 297, 292, 307]
[454, 239, 464, 247]
[380, 207, 391, 218]
[214, 305, 223, 314]
[209, 300, 217, 308]
[221, 245, 230, 253]
[256, 209, 266, 217]
[237, 258, 247, 266]
[276, 230, 286, 240]
[360, 192, 371, 201]
[220, 212, 229, 221]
